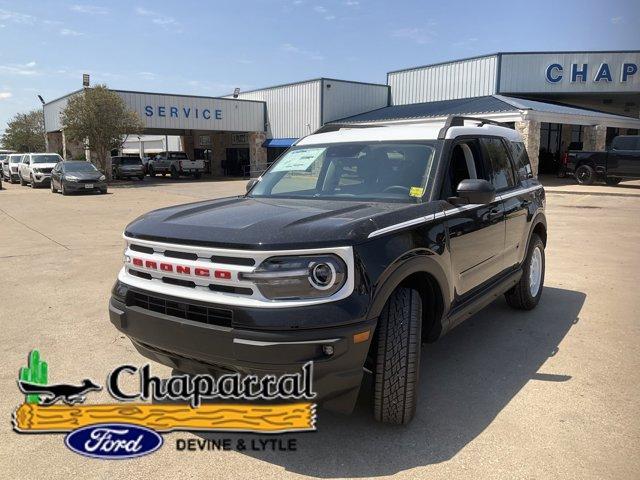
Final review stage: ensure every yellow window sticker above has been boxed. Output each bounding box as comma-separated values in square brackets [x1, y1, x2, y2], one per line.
[409, 187, 424, 198]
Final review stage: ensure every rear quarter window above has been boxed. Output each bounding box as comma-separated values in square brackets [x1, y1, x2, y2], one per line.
[612, 136, 640, 151]
[510, 141, 533, 181]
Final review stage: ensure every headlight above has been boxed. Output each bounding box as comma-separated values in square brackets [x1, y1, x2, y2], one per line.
[65, 175, 78, 182]
[240, 255, 347, 300]
[32, 168, 40, 173]
[99, 175, 106, 181]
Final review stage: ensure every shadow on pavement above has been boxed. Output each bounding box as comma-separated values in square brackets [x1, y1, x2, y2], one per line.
[200, 286, 585, 478]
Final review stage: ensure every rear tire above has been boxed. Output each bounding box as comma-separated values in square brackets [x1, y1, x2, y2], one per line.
[605, 177, 622, 186]
[170, 166, 179, 179]
[373, 287, 422, 425]
[575, 164, 595, 185]
[505, 234, 545, 310]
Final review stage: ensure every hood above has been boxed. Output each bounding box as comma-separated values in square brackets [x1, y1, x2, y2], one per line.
[66, 171, 103, 180]
[33, 163, 58, 169]
[124, 196, 434, 249]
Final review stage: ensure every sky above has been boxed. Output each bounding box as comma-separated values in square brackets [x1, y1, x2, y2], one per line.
[0, 0, 638, 131]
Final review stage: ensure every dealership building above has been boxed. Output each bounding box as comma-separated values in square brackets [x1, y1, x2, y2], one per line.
[43, 50, 640, 176]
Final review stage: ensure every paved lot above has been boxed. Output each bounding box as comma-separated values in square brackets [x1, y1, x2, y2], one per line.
[1, 177, 639, 479]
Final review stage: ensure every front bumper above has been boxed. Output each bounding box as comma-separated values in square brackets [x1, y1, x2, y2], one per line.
[63, 180, 107, 192]
[109, 283, 376, 413]
[32, 173, 51, 185]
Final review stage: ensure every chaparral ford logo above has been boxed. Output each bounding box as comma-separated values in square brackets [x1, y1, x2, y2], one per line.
[13, 350, 316, 459]
[65, 424, 163, 460]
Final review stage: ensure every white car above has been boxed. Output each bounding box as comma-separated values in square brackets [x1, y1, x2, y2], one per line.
[19, 153, 64, 188]
[3, 154, 23, 183]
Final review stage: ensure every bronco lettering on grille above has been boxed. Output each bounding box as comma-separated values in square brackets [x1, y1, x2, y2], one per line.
[130, 257, 231, 280]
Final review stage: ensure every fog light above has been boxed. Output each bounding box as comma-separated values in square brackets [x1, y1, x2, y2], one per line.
[322, 345, 334, 356]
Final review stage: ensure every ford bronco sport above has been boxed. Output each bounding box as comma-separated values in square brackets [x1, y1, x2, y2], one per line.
[109, 116, 546, 425]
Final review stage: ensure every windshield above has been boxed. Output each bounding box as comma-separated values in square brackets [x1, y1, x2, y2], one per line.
[168, 152, 188, 159]
[249, 142, 437, 202]
[65, 162, 99, 172]
[9, 156, 22, 163]
[120, 158, 142, 165]
[33, 155, 62, 164]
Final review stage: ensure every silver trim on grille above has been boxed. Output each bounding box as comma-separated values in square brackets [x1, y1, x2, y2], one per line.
[120, 235, 355, 308]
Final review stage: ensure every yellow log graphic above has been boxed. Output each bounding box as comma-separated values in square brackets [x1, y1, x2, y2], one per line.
[13, 402, 315, 433]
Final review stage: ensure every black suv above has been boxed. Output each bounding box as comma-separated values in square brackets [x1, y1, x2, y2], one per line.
[109, 117, 546, 425]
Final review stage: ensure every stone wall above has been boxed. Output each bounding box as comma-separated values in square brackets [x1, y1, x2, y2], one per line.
[515, 119, 541, 176]
[248, 132, 267, 177]
[583, 125, 607, 151]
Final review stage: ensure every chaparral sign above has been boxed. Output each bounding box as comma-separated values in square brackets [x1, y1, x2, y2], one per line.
[545, 62, 638, 83]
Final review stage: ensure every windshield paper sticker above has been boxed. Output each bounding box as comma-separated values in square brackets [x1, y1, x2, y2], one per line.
[409, 187, 424, 198]
[271, 148, 325, 172]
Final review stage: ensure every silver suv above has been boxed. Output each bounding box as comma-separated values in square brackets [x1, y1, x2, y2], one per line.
[19, 153, 63, 188]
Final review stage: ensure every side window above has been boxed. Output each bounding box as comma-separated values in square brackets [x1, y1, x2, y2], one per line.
[481, 138, 516, 191]
[510, 141, 533, 181]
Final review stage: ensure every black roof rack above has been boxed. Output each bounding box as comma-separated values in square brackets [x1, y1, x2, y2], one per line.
[312, 123, 387, 135]
[437, 115, 506, 139]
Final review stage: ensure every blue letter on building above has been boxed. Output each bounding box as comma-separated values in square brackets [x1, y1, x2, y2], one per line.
[203, 109, 211, 119]
[170, 107, 178, 118]
[215, 109, 223, 120]
[158, 106, 166, 117]
[546, 64, 563, 83]
[594, 63, 613, 82]
[621, 63, 638, 82]
[144, 106, 153, 117]
[571, 64, 588, 82]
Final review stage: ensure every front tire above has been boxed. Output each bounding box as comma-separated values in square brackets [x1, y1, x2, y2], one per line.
[61, 183, 68, 196]
[170, 166, 179, 179]
[50, 181, 57, 193]
[505, 234, 545, 310]
[575, 164, 595, 185]
[148, 165, 155, 177]
[373, 287, 422, 425]
[30, 175, 36, 188]
[20, 175, 26, 186]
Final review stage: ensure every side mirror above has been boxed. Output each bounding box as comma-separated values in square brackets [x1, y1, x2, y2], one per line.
[246, 178, 258, 192]
[451, 179, 496, 205]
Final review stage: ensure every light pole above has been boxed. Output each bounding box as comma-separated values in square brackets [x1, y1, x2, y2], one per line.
[37, 95, 47, 152]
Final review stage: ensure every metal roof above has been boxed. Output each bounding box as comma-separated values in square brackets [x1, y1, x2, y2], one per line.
[334, 95, 640, 126]
[334, 96, 518, 123]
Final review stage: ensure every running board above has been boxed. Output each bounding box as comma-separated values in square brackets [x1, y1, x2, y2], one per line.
[444, 269, 522, 333]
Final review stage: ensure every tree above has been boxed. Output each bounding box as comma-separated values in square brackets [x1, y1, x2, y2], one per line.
[61, 85, 144, 177]
[1, 110, 45, 152]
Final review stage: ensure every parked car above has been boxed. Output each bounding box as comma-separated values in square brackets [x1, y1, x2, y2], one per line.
[50, 160, 107, 195]
[566, 135, 640, 185]
[109, 116, 547, 425]
[147, 151, 204, 178]
[111, 156, 145, 180]
[3, 154, 24, 183]
[18, 153, 63, 188]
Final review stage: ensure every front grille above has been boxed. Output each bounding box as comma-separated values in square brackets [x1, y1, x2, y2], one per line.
[40, 168, 53, 174]
[78, 179, 98, 184]
[129, 291, 233, 327]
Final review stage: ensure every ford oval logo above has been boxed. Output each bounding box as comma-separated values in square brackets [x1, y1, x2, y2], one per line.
[64, 423, 163, 459]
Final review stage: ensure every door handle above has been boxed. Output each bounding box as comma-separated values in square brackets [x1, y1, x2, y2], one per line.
[488, 208, 502, 220]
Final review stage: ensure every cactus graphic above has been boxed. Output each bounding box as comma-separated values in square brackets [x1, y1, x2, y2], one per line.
[19, 350, 48, 404]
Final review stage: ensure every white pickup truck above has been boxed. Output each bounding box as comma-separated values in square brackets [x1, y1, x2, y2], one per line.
[147, 151, 204, 179]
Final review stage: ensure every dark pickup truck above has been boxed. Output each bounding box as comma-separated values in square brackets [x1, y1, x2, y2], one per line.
[567, 135, 640, 185]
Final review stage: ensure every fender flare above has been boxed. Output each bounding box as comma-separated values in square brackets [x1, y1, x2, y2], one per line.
[525, 211, 547, 254]
[367, 253, 450, 321]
